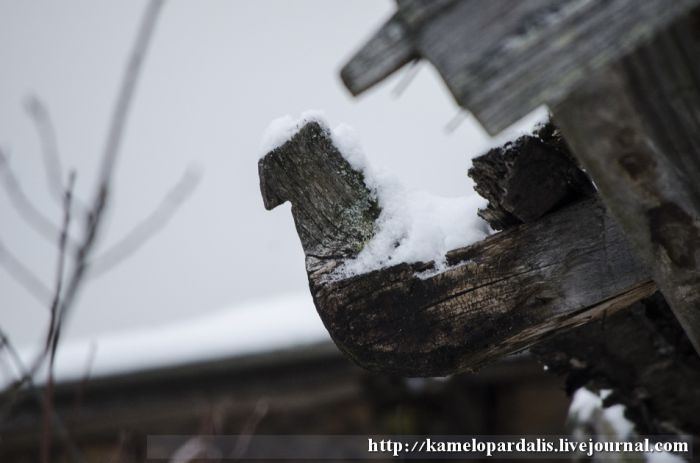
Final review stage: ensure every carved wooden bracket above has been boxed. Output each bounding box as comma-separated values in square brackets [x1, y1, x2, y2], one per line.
[259, 122, 655, 376]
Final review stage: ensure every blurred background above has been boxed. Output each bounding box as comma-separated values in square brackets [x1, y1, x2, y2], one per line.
[0, 1, 568, 461]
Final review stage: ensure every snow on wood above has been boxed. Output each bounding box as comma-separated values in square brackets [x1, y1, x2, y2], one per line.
[261, 115, 490, 274]
[569, 388, 688, 462]
[258, 120, 655, 376]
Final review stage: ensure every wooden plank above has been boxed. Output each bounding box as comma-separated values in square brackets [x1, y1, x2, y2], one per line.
[341, 0, 699, 134]
[259, 122, 654, 376]
[340, 13, 416, 96]
[553, 9, 700, 354]
[340, 1, 457, 95]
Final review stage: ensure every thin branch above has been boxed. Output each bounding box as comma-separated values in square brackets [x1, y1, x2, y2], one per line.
[0, 328, 85, 463]
[98, 0, 166, 186]
[1, 4, 167, 462]
[44, 171, 75, 355]
[6, 0, 167, 406]
[24, 96, 64, 202]
[24, 95, 90, 216]
[49, 0, 166, 361]
[0, 149, 78, 251]
[41, 172, 75, 463]
[0, 238, 52, 306]
[89, 166, 200, 277]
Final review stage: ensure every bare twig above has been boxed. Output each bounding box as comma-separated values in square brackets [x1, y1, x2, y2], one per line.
[24, 96, 65, 202]
[0, 328, 86, 463]
[45, 0, 167, 371]
[90, 166, 200, 277]
[0, 149, 78, 250]
[99, 0, 166, 186]
[24, 95, 90, 217]
[2, 0, 168, 390]
[41, 172, 75, 463]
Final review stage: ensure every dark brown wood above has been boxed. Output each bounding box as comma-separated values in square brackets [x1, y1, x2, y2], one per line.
[533, 293, 700, 440]
[553, 10, 700, 354]
[341, 0, 699, 134]
[469, 122, 594, 230]
[259, 122, 654, 376]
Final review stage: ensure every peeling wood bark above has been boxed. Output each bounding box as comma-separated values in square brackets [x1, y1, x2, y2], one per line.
[553, 9, 700, 354]
[341, 0, 699, 134]
[259, 122, 654, 376]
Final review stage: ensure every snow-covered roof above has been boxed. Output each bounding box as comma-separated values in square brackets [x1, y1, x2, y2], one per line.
[1, 291, 330, 388]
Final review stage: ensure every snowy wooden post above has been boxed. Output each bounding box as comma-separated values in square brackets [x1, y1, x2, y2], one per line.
[340, 0, 700, 356]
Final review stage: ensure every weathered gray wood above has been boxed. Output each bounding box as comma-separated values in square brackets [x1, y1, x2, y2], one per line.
[340, 0, 457, 95]
[259, 122, 379, 260]
[341, 0, 699, 134]
[340, 13, 416, 97]
[259, 122, 654, 376]
[553, 10, 700, 354]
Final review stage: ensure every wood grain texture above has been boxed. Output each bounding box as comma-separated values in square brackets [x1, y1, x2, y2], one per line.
[341, 0, 699, 134]
[469, 122, 594, 230]
[471, 120, 700, 440]
[259, 122, 654, 376]
[553, 9, 700, 354]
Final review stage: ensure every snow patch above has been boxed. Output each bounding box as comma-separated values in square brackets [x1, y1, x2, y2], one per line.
[330, 121, 490, 277]
[569, 388, 687, 462]
[259, 109, 327, 156]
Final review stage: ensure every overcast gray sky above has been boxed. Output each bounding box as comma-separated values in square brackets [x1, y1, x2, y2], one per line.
[0, 0, 543, 348]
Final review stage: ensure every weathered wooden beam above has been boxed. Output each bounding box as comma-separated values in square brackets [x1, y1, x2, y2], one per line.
[471, 122, 700, 439]
[340, 0, 455, 95]
[553, 9, 700, 354]
[469, 123, 594, 230]
[340, 13, 416, 96]
[259, 122, 654, 376]
[341, 0, 700, 134]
